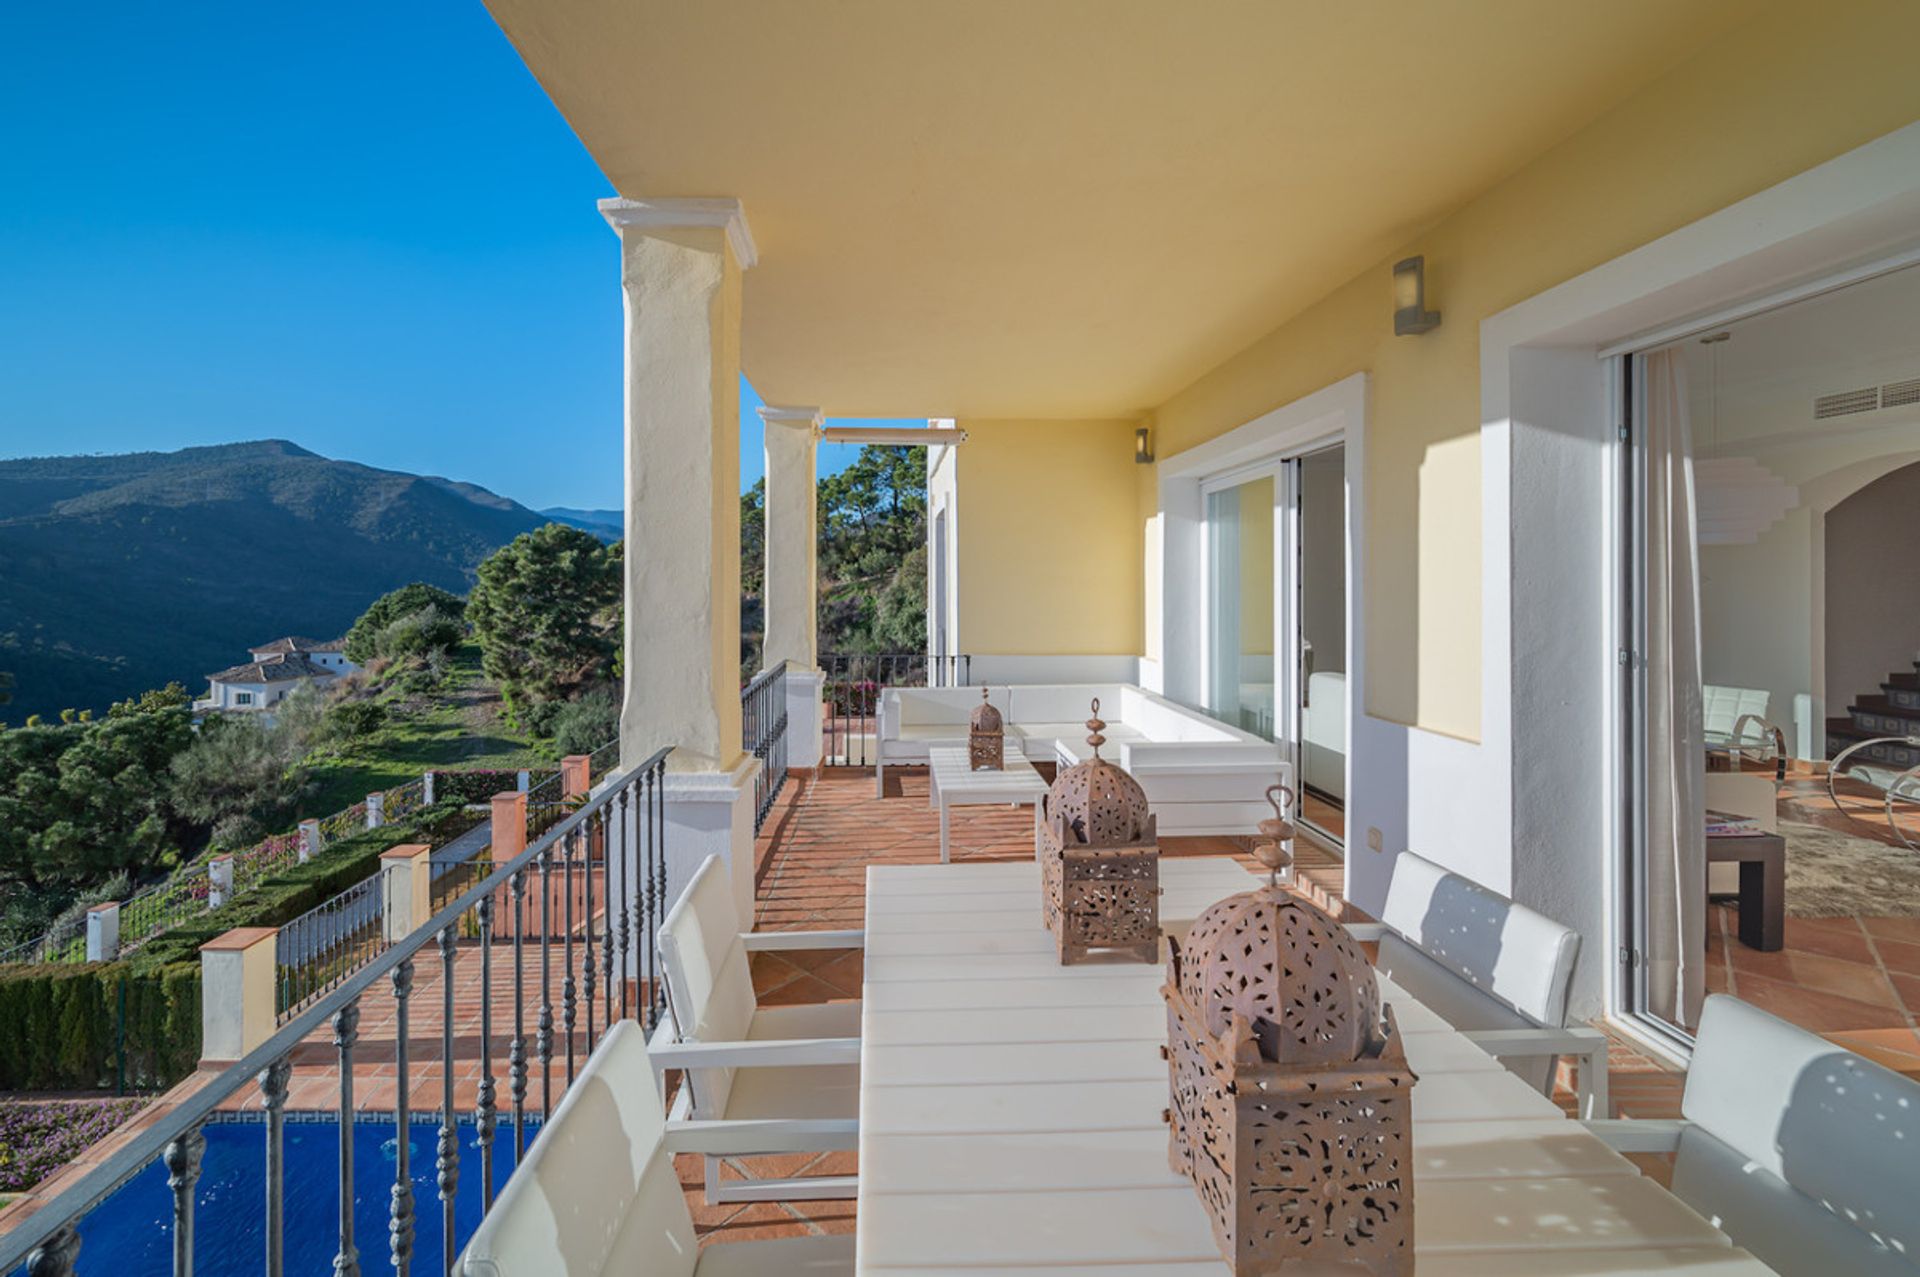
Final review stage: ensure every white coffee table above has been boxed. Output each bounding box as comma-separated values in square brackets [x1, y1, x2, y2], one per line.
[927, 745, 1049, 863]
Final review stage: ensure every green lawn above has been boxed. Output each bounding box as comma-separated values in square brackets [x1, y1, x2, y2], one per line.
[298, 644, 554, 817]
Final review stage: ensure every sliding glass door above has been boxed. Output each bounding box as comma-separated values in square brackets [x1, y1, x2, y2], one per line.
[1205, 472, 1278, 740]
[1203, 445, 1348, 846]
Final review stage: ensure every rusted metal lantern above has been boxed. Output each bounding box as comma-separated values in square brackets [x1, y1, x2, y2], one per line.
[1162, 786, 1417, 1276]
[968, 687, 1005, 771]
[1038, 698, 1159, 964]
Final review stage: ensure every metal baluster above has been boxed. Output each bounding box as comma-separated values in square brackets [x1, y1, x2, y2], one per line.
[164, 1126, 205, 1277]
[537, 848, 554, 1119]
[636, 774, 653, 1029]
[653, 765, 667, 1026]
[389, 959, 416, 1277]
[260, 1057, 292, 1277]
[26, 1223, 80, 1277]
[601, 806, 616, 1032]
[616, 788, 631, 1023]
[583, 819, 598, 1053]
[476, 893, 498, 1210]
[509, 868, 529, 1159]
[563, 831, 577, 1083]
[436, 925, 459, 1277]
[333, 1000, 361, 1277]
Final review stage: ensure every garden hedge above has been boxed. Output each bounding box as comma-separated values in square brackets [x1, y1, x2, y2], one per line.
[0, 799, 473, 1092]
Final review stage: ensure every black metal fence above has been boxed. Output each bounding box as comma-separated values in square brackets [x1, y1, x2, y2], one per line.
[0, 747, 672, 1277]
[742, 664, 790, 832]
[820, 652, 971, 767]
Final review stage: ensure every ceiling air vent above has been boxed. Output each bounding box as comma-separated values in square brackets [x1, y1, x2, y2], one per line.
[1814, 386, 1880, 420]
[1882, 377, 1920, 409]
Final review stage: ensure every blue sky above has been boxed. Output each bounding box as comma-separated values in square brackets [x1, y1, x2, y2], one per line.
[0, 4, 913, 510]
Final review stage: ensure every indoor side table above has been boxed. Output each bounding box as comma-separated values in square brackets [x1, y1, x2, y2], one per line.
[1706, 829, 1785, 951]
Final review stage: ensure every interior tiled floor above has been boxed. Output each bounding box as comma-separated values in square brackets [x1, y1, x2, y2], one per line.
[1695, 768, 1920, 1073]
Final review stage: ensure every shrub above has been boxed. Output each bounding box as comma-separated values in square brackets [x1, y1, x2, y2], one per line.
[0, 1097, 148, 1192]
[344, 583, 467, 665]
[551, 688, 619, 756]
[0, 962, 200, 1092]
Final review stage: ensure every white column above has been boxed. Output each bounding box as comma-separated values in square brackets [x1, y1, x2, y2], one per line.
[366, 791, 385, 829]
[86, 902, 120, 962]
[759, 405, 824, 770]
[207, 855, 234, 910]
[602, 196, 762, 919]
[298, 819, 320, 864]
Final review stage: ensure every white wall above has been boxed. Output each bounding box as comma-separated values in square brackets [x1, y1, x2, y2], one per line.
[1826, 458, 1920, 713]
[1699, 431, 1920, 758]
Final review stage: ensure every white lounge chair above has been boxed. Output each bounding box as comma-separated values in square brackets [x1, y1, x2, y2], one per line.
[652, 854, 863, 1204]
[459, 1019, 853, 1276]
[1588, 994, 1920, 1277]
[1345, 851, 1610, 1118]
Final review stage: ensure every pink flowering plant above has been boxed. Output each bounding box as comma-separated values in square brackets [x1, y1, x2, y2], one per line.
[0, 1098, 146, 1192]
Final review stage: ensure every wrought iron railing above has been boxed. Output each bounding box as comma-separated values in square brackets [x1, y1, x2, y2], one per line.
[1, 767, 555, 970]
[587, 737, 620, 784]
[275, 874, 385, 1021]
[0, 747, 672, 1277]
[524, 770, 567, 841]
[743, 664, 790, 832]
[820, 651, 971, 767]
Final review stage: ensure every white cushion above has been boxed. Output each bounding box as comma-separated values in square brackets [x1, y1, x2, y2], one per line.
[1671, 1124, 1914, 1277]
[461, 1020, 697, 1277]
[1374, 934, 1552, 1094]
[1377, 851, 1579, 1028]
[1702, 684, 1770, 740]
[658, 856, 757, 1116]
[1682, 994, 1920, 1264]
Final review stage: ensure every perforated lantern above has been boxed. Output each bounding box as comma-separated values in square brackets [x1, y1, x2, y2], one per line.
[969, 687, 1004, 771]
[1162, 795, 1417, 1276]
[1038, 698, 1160, 964]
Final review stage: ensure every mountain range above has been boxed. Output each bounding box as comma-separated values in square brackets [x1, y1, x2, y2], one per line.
[0, 440, 575, 721]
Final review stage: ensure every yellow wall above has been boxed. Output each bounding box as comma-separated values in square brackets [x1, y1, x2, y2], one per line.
[1145, 0, 1920, 740]
[953, 419, 1142, 655]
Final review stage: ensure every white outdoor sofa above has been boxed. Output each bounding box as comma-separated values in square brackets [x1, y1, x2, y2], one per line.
[458, 1019, 854, 1276]
[877, 682, 1286, 834]
[1589, 994, 1920, 1277]
[1344, 851, 1611, 1119]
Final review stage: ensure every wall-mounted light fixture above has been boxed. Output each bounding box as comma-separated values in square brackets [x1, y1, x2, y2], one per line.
[1135, 426, 1154, 464]
[1392, 255, 1441, 336]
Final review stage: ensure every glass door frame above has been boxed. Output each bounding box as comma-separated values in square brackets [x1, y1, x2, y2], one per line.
[1197, 438, 1347, 848]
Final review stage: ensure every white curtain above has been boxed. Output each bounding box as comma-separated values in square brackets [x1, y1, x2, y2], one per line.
[1642, 349, 1707, 1029]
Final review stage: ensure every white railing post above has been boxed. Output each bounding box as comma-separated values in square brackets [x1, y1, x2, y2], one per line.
[199, 927, 278, 1063]
[379, 844, 433, 944]
[366, 791, 385, 830]
[423, 770, 436, 806]
[298, 818, 321, 864]
[516, 770, 530, 793]
[86, 902, 121, 963]
[208, 855, 234, 910]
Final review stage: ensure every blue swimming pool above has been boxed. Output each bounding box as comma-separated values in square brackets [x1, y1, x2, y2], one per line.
[55, 1116, 535, 1275]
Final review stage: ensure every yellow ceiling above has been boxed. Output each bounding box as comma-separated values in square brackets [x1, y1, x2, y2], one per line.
[487, 0, 1763, 418]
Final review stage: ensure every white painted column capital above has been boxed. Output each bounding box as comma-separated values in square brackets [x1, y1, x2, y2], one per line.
[598, 197, 757, 269]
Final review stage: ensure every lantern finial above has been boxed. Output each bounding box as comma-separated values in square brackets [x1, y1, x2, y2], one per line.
[1253, 781, 1297, 888]
[1086, 697, 1106, 756]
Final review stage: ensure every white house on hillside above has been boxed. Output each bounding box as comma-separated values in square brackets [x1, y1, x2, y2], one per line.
[195, 636, 358, 714]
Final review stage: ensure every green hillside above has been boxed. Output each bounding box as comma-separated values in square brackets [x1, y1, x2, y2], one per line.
[0, 440, 549, 721]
